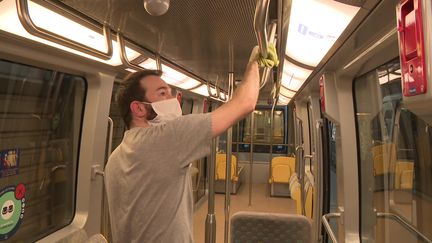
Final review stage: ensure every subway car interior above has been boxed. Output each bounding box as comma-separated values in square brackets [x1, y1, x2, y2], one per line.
[0, 0, 431, 242]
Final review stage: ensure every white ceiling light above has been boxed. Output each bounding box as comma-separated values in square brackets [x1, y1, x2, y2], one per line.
[0, 0, 140, 65]
[378, 71, 401, 85]
[279, 86, 296, 98]
[285, 0, 359, 67]
[139, 58, 158, 69]
[143, 0, 170, 16]
[190, 85, 211, 97]
[136, 58, 203, 90]
[281, 73, 307, 91]
[280, 60, 313, 92]
[283, 61, 313, 81]
[176, 78, 201, 90]
[277, 95, 291, 105]
[190, 84, 225, 101]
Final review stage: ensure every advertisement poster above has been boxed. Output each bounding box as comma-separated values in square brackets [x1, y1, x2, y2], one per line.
[0, 184, 26, 240]
[0, 149, 19, 178]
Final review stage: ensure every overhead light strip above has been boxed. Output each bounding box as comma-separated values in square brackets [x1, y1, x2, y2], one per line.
[0, 0, 140, 65]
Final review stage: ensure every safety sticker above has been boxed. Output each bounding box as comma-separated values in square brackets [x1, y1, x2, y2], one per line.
[0, 184, 25, 241]
[0, 149, 19, 178]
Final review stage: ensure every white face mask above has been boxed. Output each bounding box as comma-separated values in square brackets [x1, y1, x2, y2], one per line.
[142, 98, 182, 126]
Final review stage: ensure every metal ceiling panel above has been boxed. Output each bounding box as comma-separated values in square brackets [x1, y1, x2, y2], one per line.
[59, 0, 259, 88]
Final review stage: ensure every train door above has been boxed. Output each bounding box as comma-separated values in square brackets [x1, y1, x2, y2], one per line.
[306, 96, 325, 243]
[354, 58, 432, 243]
[100, 81, 126, 242]
[322, 118, 340, 243]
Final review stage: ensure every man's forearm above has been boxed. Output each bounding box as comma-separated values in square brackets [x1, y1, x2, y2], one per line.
[230, 61, 260, 112]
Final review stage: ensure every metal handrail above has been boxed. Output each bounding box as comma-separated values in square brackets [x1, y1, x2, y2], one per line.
[205, 138, 217, 243]
[248, 112, 255, 206]
[16, 0, 113, 60]
[254, 0, 270, 58]
[232, 142, 295, 147]
[117, 32, 144, 71]
[224, 127, 233, 243]
[322, 213, 341, 243]
[107, 117, 114, 156]
[156, 55, 162, 71]
[376, 212, 432, 243]
[259, 22, 278, 90]
[219, 92, 227, 102]
[207, 79, 220, 99]
[254, 0, 277, 90]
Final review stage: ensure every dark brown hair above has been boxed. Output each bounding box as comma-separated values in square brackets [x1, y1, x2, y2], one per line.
[116, 69, 162, 128]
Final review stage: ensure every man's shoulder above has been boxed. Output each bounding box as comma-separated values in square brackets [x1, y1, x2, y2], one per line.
[175, 113, 211, 123]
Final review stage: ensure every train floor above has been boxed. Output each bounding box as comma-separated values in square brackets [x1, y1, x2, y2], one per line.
[193, 183, 297, 243]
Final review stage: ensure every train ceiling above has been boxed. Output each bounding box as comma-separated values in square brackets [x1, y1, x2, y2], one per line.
[0, 0, 364, 105]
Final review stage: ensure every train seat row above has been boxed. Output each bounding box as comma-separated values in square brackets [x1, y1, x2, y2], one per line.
[230, 211, 312, 243]
[372, 143, 414, 190]
[269, 156, 295, 197]
[288, 173, 314, 219]
[214, 153, 245, 194]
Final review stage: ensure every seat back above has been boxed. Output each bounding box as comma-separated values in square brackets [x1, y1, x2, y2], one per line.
[400, 170, 414, 189]
[395, 161, 414, 189]
[56, 229, 88, 243]
[289, 180, 302, 215]
[215, 153, 237, 181]
[272, 165, 291, 183]
[304, 181, 314, 219]
[270, 156, 296, 183]
[230, 211, 312, 243]
[85, 234, 108, 243]
[372, 143, 396, 175]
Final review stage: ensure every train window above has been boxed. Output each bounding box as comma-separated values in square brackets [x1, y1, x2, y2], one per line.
[181, 98, 194, 115]
[354, 58, 432, 242]
[235, 107, 288, 154]
[108, 82, 127, 153]
[0, 59, 86, 241]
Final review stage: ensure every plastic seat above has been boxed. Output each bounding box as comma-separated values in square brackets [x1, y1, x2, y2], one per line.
[304, 180, 314, 219]
[86, 234, 108, 243]
[372, 143, 396, 176]
[215, 153, 238, 181]
[289, 174, 302, 214]
[400, 170, 414, 189]
[230, 211, 312, 243]
[395, 161, 414, 189]
[55, 229, 108, 243]
[269, 156, 295, 184]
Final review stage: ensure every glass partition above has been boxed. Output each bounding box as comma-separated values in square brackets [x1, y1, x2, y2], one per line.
[233, 106, 290, 154]
[354, 58, 432, 242]
[0, 59, 86, 241]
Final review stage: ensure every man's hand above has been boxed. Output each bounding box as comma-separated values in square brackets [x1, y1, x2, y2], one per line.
[249, 43, 279, 68]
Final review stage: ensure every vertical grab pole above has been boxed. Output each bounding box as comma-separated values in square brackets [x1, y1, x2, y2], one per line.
[268, 108, 274, 194]
[205, 139, 217, 243]
[248, 112, 255, 206]
[224, 71, 234, 243]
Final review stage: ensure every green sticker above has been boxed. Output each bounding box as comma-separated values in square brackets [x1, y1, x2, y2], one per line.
[0, 185, 25, 241]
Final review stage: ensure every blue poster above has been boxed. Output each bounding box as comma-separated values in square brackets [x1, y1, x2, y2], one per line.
[0, 149, 19, 178]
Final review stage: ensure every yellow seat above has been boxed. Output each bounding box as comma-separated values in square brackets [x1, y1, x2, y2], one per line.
[215, 153, 238, 182]
[289, 180, 302, 215]
[394, 161, 414, 189]
[400, 170, 413, 189]
[372, 143, 396, 176]
[269, 156, 296, 184]
[305, 181, 314, 219]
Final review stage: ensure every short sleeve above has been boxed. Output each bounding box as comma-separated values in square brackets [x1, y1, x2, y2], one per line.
[167, 113, 212, 168]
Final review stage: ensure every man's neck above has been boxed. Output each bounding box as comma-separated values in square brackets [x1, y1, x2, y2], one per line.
[130, 119, 151, 129]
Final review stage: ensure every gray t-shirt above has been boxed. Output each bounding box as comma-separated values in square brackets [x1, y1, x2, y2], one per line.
[105, 113, 212, 243]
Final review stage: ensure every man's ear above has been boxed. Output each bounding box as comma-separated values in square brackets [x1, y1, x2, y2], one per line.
[176, 92, 182, 104]
[130, 101, 146, 118]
